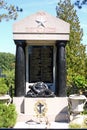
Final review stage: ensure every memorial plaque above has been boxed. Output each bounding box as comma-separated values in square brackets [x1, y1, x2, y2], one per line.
[28, 46, 53, 83]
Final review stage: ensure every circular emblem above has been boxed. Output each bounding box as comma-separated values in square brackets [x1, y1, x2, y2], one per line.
[34, 100, 47, 117]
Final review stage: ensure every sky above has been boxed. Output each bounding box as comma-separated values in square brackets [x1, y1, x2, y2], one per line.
[0, 0, 87, 54]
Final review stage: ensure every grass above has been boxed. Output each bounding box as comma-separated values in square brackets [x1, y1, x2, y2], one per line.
[69, 117, 87, 128]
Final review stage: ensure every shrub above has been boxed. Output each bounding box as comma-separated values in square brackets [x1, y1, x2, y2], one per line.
[67, 75, 87, 95]
[69, 123, 81, 128]
[72, 75, 87, 91]
[0, 78, 9, 95]
[69, 119, 87, 128]
[0, 104, 17, 128]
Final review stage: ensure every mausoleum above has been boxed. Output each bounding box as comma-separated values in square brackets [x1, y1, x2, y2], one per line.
[13, 11, 70, 122]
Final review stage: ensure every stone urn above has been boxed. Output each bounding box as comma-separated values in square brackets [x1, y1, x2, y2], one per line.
[0, 94, 11, 104]
[68, 94, 87, 114]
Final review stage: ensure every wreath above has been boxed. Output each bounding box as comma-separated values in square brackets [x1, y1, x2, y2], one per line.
[34, 100, 47, 117]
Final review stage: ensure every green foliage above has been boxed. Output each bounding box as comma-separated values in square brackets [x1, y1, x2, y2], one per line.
[72, 75, 87, 90]
[0, 0, 23, 22]
[0, 52, 15, 96]
[69, 117, 87, 128]
[75, 0, 87, 9]
[85, 57, 87, 79]
[84, 118, 87, 125]
[0, 104, 17, 128]
[0, 52, 15, 71]
[4, 70, 15, 97]
[4, 70, 15, 88]
[0, 78, 8, 95]
[69, 123, 81, 128]
[67, 74, 87, 95]
[56, 0, 87, 92]
[82, 103, 87, 115]
[82, 110, 87, 115]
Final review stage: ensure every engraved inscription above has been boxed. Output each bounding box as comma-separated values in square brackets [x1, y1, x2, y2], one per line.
[28, 46, 53, 83]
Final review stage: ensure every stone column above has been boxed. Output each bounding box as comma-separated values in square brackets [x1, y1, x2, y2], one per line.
[55, 41, 67, 97]
[15, 40, 26, 97]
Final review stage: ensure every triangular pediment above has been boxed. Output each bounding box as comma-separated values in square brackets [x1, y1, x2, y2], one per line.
[13, 11, 70, 34]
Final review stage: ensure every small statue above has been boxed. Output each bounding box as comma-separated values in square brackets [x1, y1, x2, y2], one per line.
[25, 82, 55, 97]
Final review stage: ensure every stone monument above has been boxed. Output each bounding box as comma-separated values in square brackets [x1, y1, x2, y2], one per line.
[13, 11, 70, 122]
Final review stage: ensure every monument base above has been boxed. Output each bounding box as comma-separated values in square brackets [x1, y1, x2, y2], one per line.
[13, 97, 69, 122]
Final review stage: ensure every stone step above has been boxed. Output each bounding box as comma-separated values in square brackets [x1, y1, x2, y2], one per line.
[17, 112, 69, 123]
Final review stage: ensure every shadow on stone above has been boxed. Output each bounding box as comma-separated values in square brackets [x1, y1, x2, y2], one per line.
[55, 106, 69, 123]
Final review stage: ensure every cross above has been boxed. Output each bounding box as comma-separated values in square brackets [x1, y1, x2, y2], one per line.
[37, 103, 44, 114]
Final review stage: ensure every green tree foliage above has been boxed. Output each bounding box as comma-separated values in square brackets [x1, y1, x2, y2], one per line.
[56, 0, 87, 88]
[0, 52, 15, 71]
[75, 0, 87, 9]
[0, 53, 15, 96]
[85, 56, 87, 79]
[4, 70, 15, 88]
[4, 70, 15, 97]
[0, 78, 8, 95]
[67, 75, 87, 95]
[0, 0, 22, 22]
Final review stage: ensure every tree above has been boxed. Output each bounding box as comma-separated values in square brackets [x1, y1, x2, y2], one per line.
[0, 52, 15, 96]
[4, 70, 15, 97]
[85, 56, 87, 79]
[56, 0, 87, 88]
[0, 0, 22, 22]
[0, 52, 15, 71]
[75, 0, 87, 9]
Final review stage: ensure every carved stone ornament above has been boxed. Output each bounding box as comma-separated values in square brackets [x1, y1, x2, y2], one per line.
[36, 12, 47, 28]
[34, 100, 47, 117]
[25, 82, 55, 97]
